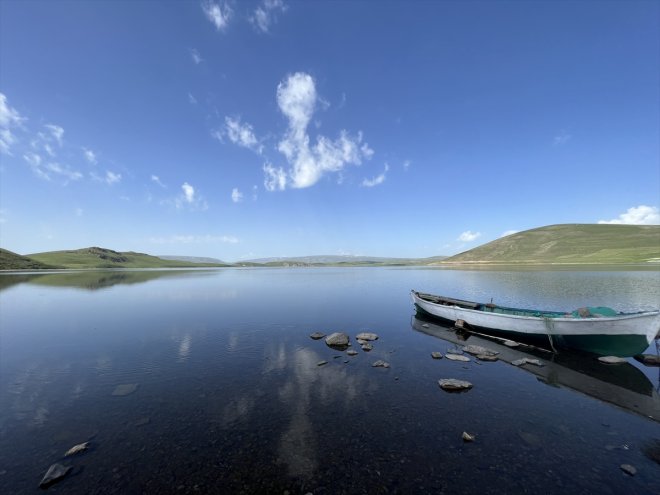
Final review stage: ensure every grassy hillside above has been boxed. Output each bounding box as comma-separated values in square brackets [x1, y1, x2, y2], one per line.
[0, 248, 58, 269]
[443, 224, 660, 264]
[27, 247, 228, 269]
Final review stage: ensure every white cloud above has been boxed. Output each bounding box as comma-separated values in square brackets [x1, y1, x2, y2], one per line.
[174, 182, 208, 210]
[190, 48, 203, 64]
[274, 72, 373, 189]
[553, 130, 571, 146]
[403, 159, 411, 171]
[202, 1, 232, 31]
[23, 152, 82, 183]
[105, 170, 121, 185]
[361, 163, 389, 187]
[598, 205, 660, 225]
[149, 234, 238, 244]
[263, 162, 286, 191]
[45, 124, 64, 146]
[250, 0, 287, 33]
[223, 116, 263, 154]
[23, 152, 42, 167]
[500, 229, 519, 238]
[231, 187, 243, 203]
[188, 92, 198, 105]
[83, 147, 97, 164]
[0, 93, 24, 154]
[151, 175, 166, 188]
[458, 230, 482, 242]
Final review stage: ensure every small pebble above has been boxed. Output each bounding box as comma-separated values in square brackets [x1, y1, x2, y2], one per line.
[317, 360, 328, 366]
[620, 464, 637, 476]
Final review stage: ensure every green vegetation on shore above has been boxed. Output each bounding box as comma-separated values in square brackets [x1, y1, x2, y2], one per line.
[25, 247, 229, 269]
[0, 248, 57, 269]
[442, 224, 660, 265]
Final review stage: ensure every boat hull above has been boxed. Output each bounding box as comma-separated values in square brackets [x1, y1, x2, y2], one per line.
[411, 291, 660, 356]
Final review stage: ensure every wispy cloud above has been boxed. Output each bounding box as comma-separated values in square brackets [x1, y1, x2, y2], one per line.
[250, 0, 287, 33]
[263, 162, 286, 191]
[403, 159, 411, 171]
[222, 116, 263, 154]
[201, 1, 232, 31]
[457, 230, 481, 242]
[174, 182, 208, 210]
[361, 163, 389, 187]
[44, 124, 64, 146]
[252, 184, 258, 201]
[23, 151, 83, 183]
[553, 130, 571, 146]
[83, 147, 97, 164]
[151, 175, 166, 188]
[500, 229, 519, 238]
[598, 205, 660, 225]
[231, 187, 243, 203]
[149, 234, 238, 244]
[0, 93, 25, 154]
[190, 48, 203, 65]
[91, 170, 121, 185]
[188, 92, 198, 105]
[273, 72, 373, 189]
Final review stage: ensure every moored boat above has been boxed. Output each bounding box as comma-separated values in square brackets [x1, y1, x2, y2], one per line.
[411, 290, 660, 357]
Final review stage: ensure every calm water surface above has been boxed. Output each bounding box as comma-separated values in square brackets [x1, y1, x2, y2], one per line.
[0, 267, 659, 494]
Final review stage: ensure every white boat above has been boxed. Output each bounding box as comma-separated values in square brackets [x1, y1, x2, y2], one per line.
[411, 290, 660, 357]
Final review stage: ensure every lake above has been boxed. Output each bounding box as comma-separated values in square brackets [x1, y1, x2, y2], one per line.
[0, 267, 659, 494]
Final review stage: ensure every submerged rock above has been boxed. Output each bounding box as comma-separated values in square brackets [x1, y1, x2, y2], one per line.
[112, 383, 138, 396]
[462, 431, 475, 442]
[372, 360, 390, 368]
[39, 463, 71, 488]
[633, 354, 660, 366]
[438, 379, 473, 392]
[431, 352, 443, 359]
[309, 332, 326, 340]
[356, 332, 379, 341]
[620, 464, 637, 476]
[64, 441, 89, 457]
[445, 353, 470, 362]
[463, 345, 499, 356]
[360, 343, 373, 352]
[317, 360, 328, 367]
[356, 339, 368, 345]
[598, 356, 628, 365]
[325, 332, 350, 348]
[347, 350, 358, 356]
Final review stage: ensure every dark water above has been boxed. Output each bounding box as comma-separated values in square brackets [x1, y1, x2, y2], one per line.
[0, 267, 659, 494]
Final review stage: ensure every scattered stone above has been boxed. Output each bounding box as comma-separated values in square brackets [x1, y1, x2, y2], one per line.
[112, 383, 138, 396]
[39, 463, 71, 488]
[463, 345, 499, 356]
[476, 354, 498, 362]
[511, 358, 543, 367]
[344, 360, 349, 364]
[620, 464, 637, 476]
[431, 352, 443, 359]
[317, 360, 328, 367]
[356, 332, 379, 341]
[347, 350, 358, 356]
[64, 441, 89, 457]
[503, 340, 519, 347]
[438, 379, 473, 392]
[372, 360, 390, 368]
[633, 354, 660, 366]
[598, 356, 627, 365]
[445, 353, 470, 362]
[361, 343, 373, 352]
[309, 332, 325, 340]
[333, 355, 342, 359]
[356, 339, 368, 345]
[325, 332, 350, 348]
[462, 432, 475, 442]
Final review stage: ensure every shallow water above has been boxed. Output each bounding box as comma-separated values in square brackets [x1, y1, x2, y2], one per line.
[0, 267, 659, 493]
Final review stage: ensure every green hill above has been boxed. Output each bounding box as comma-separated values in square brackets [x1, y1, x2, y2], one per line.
[443, 224, 660, 264]
[0, 248, 57, 269]
[27, 247, 228, 269]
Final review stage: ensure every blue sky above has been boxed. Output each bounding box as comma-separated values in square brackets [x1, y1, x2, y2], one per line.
[1, 0, 658, 261]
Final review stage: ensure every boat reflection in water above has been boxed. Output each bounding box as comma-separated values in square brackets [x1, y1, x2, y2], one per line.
[411, 315, 660, 423]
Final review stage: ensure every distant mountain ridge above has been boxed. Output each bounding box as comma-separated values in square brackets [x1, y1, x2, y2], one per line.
[239, 255, 448, 266]
[159, 255, 227, 264]
[442, 224, 660, 264]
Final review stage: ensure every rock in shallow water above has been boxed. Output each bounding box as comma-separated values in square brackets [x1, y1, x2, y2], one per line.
[620, 464, 637, 476]
[317, 360, 328, 366]
[372, 360, 390, 368]
[347, 350, 358, 356]
[462, 431, 475, 442]
[438, 379, 473, 391]
[360, 343, 373, 352]
[511, 358, 543, 367]
[476, 354, 498, 362]
[325, 332, 350, 347]
[431, 352, 443, 359]
[309, 332, 326, 340]
[39, 463, 71, 488]
[445, 353, 470, 362]
[356, 332, 379, 341]
[463, 345, 499, 356]
[112, 383, 138, 396]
